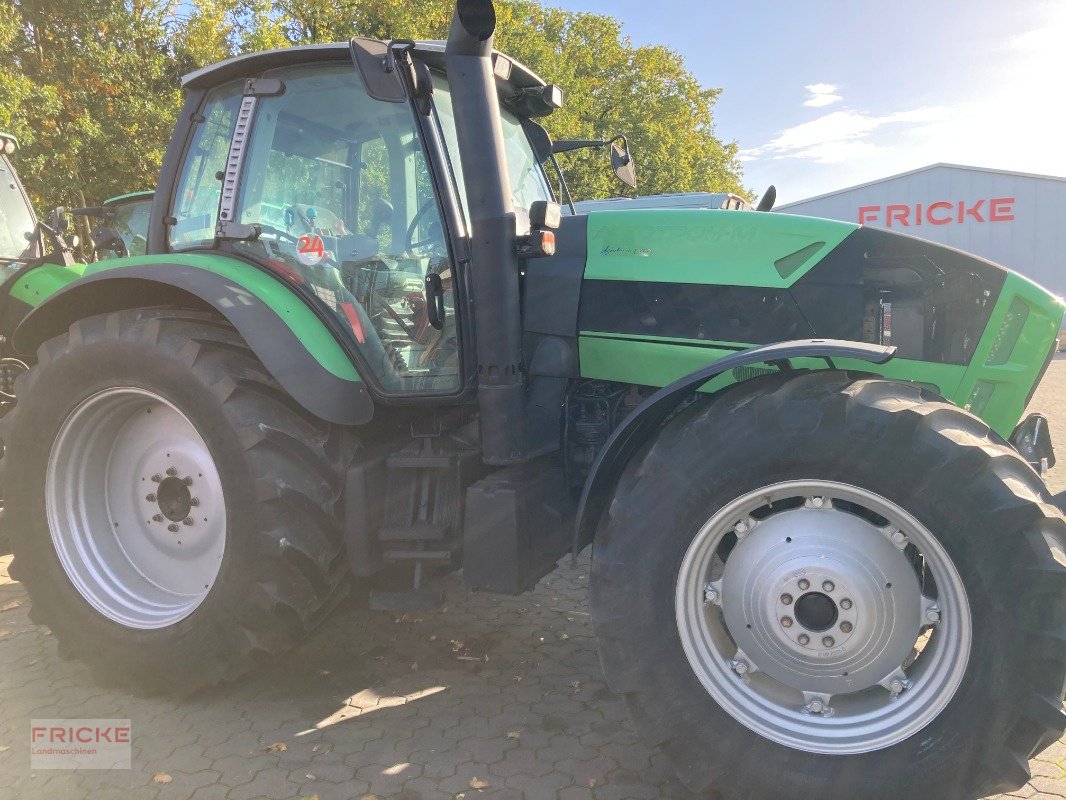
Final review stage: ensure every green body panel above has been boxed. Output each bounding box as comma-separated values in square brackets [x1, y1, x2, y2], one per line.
[10, 253, 362, 382]
[579, 213, 1065, 438]
[955, 272, 1065, 434]
[9, 263, 87, 304]
[585, 208, 857, 286]
[579, 332, 967, 413]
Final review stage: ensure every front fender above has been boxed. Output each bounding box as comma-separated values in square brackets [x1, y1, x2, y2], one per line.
[572, 338, 896, 554]
[8, 254, 373, 425]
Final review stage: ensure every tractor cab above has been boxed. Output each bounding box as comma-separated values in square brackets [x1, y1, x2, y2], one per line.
[162, 42, 562, 398]
[0, 133, 39, 277]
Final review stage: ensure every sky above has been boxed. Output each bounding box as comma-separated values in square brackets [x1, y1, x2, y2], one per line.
[548, 0, 1066, 204]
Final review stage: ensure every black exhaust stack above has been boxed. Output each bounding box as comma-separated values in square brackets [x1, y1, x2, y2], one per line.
[445, 0, 526, 465]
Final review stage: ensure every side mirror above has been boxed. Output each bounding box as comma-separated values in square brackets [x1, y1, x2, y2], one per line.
[48, 207, 69, 234]
[756, 185, 777, 212]
[91, 226, 129, 259]
[610, 138, 637, 189]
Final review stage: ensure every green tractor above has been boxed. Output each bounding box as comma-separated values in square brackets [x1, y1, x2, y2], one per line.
[0, 132, 39, 282]
[2, 3, 1064, 797]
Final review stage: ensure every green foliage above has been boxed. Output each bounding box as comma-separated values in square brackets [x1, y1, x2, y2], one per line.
[0, 0, 745, 213]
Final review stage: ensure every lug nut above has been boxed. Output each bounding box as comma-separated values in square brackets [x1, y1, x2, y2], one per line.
[167, 523, 180, 533]
[704, 584, 719, 604]
[840, 598, 853, 610]
[889, 679, 906, 694]
[925, 607, 941, 624]
[798, 634, 810, 645]
[781, 616, 793, 628]
[822, 636, 835, 648]
[152, 514, 163, 522]
[151, 474, 162, 483]
[798, 578, 810, 591]
[840, 621, 853, 633]
[183, 517, 194, 526]
[780, 593, 793, 605]
[183, 476, 193, 486]
[822, 580, 835, 592]
[146, 493, 156, 502]
[731, 660, 749, 676]
[166, 467, 177, 477]
[190, 497, 200, 507]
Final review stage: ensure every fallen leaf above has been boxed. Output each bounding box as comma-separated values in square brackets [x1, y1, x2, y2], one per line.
[569, 680, 582, 693]
[587, 778, 597, 788]
[511, 675, 523, 683]
[469, 777, 491, 790]
[152, 773, 172, 784]
[0, 600, 20, 612]
[311, 745, 320, 753]
[410, 662, 418, 671]
[305, 772, 316, 780]
[0, 745, 10, 753]
[506, 731, 521, 739]
[264, 742, 287, 752]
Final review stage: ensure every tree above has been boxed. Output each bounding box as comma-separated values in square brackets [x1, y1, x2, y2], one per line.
[0, 0, 745, 212]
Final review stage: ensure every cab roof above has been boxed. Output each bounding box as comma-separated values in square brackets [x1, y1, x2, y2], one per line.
[181, 40, 547, 92]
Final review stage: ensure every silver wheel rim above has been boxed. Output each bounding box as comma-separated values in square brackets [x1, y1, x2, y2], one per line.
[675, 480, 971, 754]
[46, 387, 226, 629]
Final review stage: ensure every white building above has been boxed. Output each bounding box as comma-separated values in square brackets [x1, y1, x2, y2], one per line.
[777, 164, 1066, 298]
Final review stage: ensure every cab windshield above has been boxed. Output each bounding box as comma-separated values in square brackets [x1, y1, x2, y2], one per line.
[0, 155, 36, 264]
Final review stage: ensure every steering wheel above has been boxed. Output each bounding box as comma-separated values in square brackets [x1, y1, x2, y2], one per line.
[405, 200, 444, 255]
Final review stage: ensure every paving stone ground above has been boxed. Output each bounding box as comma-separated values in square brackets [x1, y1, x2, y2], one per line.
[0, 356, 1064, 800]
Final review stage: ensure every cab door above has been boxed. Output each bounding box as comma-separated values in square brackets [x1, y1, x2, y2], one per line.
[168, 62, 464, 398]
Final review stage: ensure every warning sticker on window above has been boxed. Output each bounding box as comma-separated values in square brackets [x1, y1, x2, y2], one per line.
[296, 234, 326, 266]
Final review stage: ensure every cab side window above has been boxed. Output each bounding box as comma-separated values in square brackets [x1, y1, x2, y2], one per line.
[170, 82, 243, 250]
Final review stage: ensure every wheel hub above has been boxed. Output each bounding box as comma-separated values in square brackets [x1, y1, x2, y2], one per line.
[46, 387, 227, 630]
[676, 480, 972, 754]
[721, 503, 922, 696]
[155, 475, 193, 522]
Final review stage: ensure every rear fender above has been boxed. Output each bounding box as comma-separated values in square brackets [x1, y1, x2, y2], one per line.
[572, 338, 896, 554]
[9, 256, 373, 425]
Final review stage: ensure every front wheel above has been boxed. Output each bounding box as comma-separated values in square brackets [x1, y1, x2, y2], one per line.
[6, 309, 356, 694]
[590, 371, 1066, 800]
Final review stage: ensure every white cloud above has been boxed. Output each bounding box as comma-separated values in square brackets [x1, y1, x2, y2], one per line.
[739, 106, 949, 165]
[803, 83, 842, 108]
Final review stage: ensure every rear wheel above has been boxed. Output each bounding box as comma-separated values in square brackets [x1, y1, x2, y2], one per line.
[6, 309, 357, 693]
[591, 371, 1066, 800]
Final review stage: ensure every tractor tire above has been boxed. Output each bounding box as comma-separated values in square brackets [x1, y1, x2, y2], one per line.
[4, 309, 357, 694]
[590, 370, 1066, 800]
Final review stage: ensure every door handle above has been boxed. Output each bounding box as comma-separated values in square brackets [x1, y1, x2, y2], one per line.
[424, 272, 445, 330]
